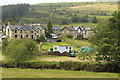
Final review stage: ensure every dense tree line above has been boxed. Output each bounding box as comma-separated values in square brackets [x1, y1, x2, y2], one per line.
[90, 11, 120, 67]
[2, 4, 29, 22]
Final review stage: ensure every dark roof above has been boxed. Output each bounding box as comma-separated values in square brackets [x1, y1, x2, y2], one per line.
[52, 26, 62, 30]
[62, 26, 91, 31]
[67, 26, 75, 31]
[62, 26, 83, 31]
[8, 25, 43, 30]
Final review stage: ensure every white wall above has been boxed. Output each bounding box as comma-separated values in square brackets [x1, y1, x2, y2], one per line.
[53, 46, 73, 53]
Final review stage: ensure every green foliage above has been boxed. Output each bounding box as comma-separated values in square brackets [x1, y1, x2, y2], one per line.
[90, 11, 120, 65]
[4, 39, 38, 64]
[2, 38, 9, 53]
[2, 4, 29, 22]
[78, 53, 95, 62]
[65, 34, 73, 39]
[71, 15, 80, 22]
[2, 61, 120, 73]
[4, 18, 16, 26]
[80, 15, 89, 22]
[92, 16, 97, 23]
[76, 34, 84, 40]
[45, 21, 53, 38]
[39, 35, 46, 42]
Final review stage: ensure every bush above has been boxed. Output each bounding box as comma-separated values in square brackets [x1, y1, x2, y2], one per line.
[36, 34, 46, 43]
[76, 34, 84, 40]
[91, 16, 97, 23]
[4, 39, 38, 64]
[80, 15, 89, 22]
[66, 34, 73, 39]
[2, 38, 9, 54]
[2, 61, 120, 73]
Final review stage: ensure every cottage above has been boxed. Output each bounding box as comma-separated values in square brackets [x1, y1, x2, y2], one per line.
[61, 26, 93, 39]
[5, 25, 45, 39]
[61, 26, 83, 39]
[52, 26, 62, 34]
[53, 46, 73, 53]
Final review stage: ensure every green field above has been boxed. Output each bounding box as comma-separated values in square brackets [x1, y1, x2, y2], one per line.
[2, 68, 119, 78]
[42, 38, 92, 51]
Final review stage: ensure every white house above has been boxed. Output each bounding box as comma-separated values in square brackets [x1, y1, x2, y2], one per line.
[53, 46, 73, 53]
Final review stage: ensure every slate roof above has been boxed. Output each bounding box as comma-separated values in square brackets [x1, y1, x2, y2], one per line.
[62, 26, 91, 31]
[62, 26, 83, 31]
[8, 25, 44, 30]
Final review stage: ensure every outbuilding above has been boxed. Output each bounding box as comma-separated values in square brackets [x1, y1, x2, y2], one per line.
[53, 46, 73, 53]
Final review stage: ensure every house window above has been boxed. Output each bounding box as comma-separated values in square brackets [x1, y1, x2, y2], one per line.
[78, 29, 80, 33]
[15, 30, 17, 33]
[31, 35, 34, 39]
[15, 35, 17, 38]
[73, 31, 74, 33]
[37, 30, 39, 33]
[66, 46, 68, 49]
[54, 47, 57, 50]
[20, 30, 22, 33]
[26, 35, 28, 38]
[26, 30, 29, 33]
[69, 47, 71, 50]
[37, 35, 39, 39]
[21, 35, 23, 39]
[31, 30, 34, 33]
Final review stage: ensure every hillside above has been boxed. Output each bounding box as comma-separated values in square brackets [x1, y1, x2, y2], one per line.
[21, 2, 117, 27]
[2, 2, 118, 27]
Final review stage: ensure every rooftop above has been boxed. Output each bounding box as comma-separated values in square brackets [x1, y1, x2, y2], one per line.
[8, 25, 44, 30]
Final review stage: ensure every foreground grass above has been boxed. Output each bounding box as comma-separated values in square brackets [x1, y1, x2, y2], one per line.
[2, 68, 119, 78]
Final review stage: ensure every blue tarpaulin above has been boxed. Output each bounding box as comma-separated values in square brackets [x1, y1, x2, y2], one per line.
[80, 46, 93, 54]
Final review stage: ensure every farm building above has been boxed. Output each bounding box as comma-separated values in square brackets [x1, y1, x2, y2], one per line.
[53, 46, 73, 53]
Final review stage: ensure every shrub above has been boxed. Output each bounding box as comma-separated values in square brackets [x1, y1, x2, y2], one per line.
[36, 34, 46, 43]
[2, 61, 120, 73]
[76, 34, 84, 40]
[66, 34, 73, 39]
[4, 39, 38, 64]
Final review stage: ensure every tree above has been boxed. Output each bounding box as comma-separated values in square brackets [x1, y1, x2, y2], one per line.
[90, 11, 120, 65]
[5, 39, 38, 64]
[80, 15, 89, 22]
[71, 15, 80, 22]
[66, 34, 73, 39]
[4, 18, 16, 26]
[45, 21, 53, 38]
[91, 16, 97, 23]
[36, 34, 46, 43]
[76, 34, 84, 40]
[2, 38, 9, 54]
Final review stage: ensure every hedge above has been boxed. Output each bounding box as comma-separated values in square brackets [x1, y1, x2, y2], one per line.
[2, 61, 120, 73]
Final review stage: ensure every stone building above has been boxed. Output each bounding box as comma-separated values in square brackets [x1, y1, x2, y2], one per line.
[5, 25, 45, 39]
[61, 26, 93, 39]
[52, 26, 62, 34]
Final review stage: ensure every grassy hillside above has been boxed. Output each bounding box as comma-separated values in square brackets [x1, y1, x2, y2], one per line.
[2, 68, 118, 78]
[20, 2, 117, 27]
[42, 38, 91, 51]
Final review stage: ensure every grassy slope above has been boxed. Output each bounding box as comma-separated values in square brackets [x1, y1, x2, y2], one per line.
[23, 3, 117, 27]
[69, 3, 117, 11]
[2, 68, 119, 78]
[42, 38, 91, 51]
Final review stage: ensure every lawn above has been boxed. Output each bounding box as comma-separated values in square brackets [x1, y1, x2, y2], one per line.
[42, 38, 92, 51]
[2, 68, 119, 78]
